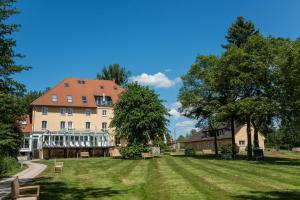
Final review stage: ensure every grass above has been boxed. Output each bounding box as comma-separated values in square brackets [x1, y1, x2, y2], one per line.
[0, 163, 26, 180]
[28, 150, 300, 200]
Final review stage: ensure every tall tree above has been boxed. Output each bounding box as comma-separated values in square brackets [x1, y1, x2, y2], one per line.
[96, 64, 131, 86]
[223, 16, 259, 48]
[0, 0, 30, 157]
[178, 55, 223, 157]
[110, 82, 168, 145]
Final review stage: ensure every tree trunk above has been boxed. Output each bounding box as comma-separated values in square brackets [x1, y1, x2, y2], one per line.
[213, 130, 219, 157]
[253, 126, 259, 149]
[246, 115, 252, 160]
[231, 116, 236, 159]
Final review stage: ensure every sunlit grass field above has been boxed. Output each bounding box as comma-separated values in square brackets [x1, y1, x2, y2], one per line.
[30, 151, 300, 200]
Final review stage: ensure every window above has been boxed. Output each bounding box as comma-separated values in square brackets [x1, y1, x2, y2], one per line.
[67, 108, 73, 116]
[82, 96, 87, 103]
[86, 122, 90, 130]
[113, 86, 118, 90]
[51, 95, 58, 102]
[77, 80, 85, 84]
[60, 121, 65, 130]
[102, 110, 107, 116]
[67, 95, 73, 103]
[100, 85, 104, 89]
[102, 122, 107, 131]
[20, 120, 27, 125]
[60, 108, 66, 115]
[68, 121, 73, 130]
[42, 121, 47, 129]
[42, 107, 48, 115]
[239, 140, 245, 146]
[64, 82, 69, 87]
[85, 109, 91, 116]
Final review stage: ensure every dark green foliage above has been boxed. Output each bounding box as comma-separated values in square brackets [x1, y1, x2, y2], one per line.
[20, 90, 45, 114]
[111, 82, 169, 145]
[96, 64, 131, 86]
[184, 148, 196, 156]
[119, 144, 150, 159]
[223, 16, 259, 48]
[0, 0, 29, 157]
[0, 156, 19, 174]
[220, 144, 239, 156]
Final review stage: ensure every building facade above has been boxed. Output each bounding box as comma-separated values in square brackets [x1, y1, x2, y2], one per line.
[185, 124, 265, 151]
[20, 78, 124, 159]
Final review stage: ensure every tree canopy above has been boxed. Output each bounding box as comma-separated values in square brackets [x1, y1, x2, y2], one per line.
[0, 0, 29, 157]
[96, 64, 131, 86]
[110, 82, 169, 145]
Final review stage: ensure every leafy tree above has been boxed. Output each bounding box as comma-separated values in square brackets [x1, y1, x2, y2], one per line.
[178, 55, 223, 156]
[223, 16, 259, 48]
[96, 64, 131, 86]
[0, 0, 30, 157]
[20, 90, 44, 114]
[110, 82, 169, 145]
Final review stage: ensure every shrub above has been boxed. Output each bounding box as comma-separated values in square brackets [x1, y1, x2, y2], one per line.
[120, 144, 150, 159]
[220, 143, 240, 156]
[0, 156, 19, 175]
[184, 148, 196, 156]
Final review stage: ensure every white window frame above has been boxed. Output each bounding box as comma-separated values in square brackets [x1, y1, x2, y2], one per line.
[60, 108, 66, 115]
[67, 108, 73, 116]
[85, 109, 91, 116]
[102, 110, 107, 117]
[102, 122, 107, 131]
[86, 122, 90, 130]
[82, 96, 87, 103]
[42, 121, 47, 130]
[51, 95, 58, 102]
[68, 121, 73, 130]
[41, 107, 48, 115]
[67, 95, 73, 103]
[239, 140, 245, 146]
[60, 121, 65, 130]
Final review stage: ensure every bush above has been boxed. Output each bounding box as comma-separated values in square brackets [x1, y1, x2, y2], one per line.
[220, 144, 239, 156]
[0, 156, 19, 175]
[120, 144, 150, 159]
[184, 148, 196, 156]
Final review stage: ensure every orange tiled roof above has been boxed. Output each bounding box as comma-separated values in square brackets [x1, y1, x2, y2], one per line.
[20, 115, 32, 133]
[31, 78, 125, 107]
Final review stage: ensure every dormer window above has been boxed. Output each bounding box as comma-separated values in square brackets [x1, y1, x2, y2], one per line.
[67, 95, 73, 103]
[113, 86, 118, 90]
[78, 80, 85, 84]
[64, 83, 69, 87]
[51, 95, 57, 102]
[82, 96, 87, 103]
[100, 85, 104, 89]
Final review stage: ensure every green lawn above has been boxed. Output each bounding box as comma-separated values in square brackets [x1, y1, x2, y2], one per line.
[31, 151, 300, 200]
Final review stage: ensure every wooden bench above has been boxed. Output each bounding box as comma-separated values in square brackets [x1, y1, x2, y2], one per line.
[292, 147, 300, 153]
[80, 151, 90, 158]
[141, 152, 153, 159]
[110, 148, 122, 158]
[11, 176, 40, 200]
[54, 159, 64, 173]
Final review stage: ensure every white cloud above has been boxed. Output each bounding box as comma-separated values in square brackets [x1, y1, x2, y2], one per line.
[170, 101, 182, 110]
[169, 109, 181, 118]
[131, 72, 179, 88]
[175, 120, 197, 127]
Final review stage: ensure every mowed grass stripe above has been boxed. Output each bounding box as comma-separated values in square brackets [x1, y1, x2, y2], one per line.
[165, 156, 231, 200]
[158, 157, 208, 200]
[184, 157, 272, 191]
[139, 158, 171, 200]
[202, 159, 300, 189]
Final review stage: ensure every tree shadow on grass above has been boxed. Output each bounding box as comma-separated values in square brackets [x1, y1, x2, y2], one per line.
[28, 177, 127, 200]
[171, 154, 300, 166]
[232, 190, 300, 200]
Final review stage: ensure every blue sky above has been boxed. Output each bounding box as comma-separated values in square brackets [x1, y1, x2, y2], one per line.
[11, 0, 300, 137]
